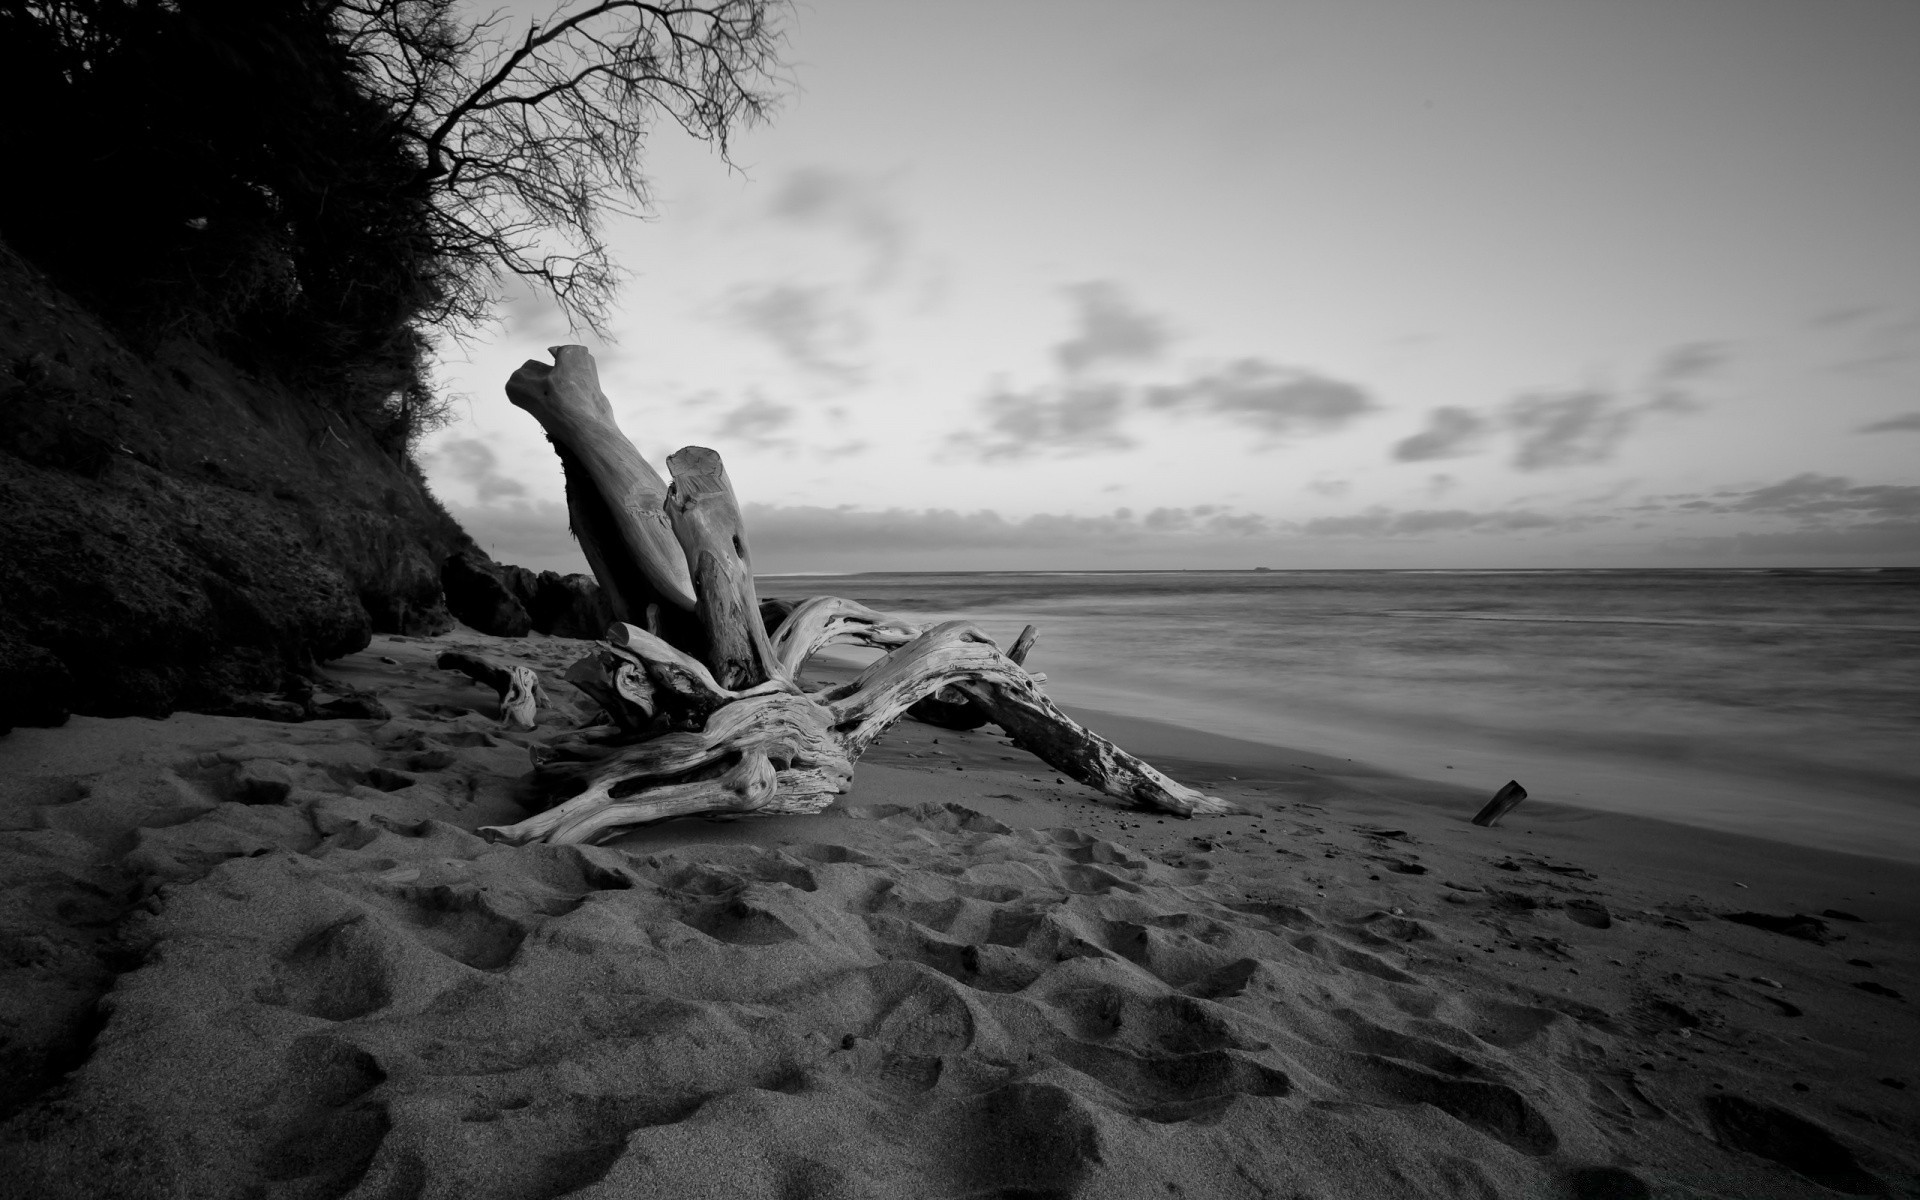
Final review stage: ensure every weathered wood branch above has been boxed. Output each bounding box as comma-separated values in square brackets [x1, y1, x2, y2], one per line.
[665, 446, 779, 690]
[505, 346, 697, 623]
[907, 621, 1040, 731]
[435, 651, 545, 730]
[769, 595, 925, 679]
[955, 680, 1228, 817]
[480, 690, 852, 844]
[827, 621, 1228, 817]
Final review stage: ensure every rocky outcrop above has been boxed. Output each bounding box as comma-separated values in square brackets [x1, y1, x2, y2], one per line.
[442, 549, 533, 638]
[440, 549, 611, 640]
[0, 239, 466, 724]
[528, 570, 613, 639]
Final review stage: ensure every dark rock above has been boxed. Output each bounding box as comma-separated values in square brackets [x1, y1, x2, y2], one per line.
[314, 694, 391, 721]
[529, 570, 612, 639]
[0, 629, 73, 731]
[1821, 909, 1864, 922]
[441, 549, 531, 637]
[1721, 912, 1835, 944]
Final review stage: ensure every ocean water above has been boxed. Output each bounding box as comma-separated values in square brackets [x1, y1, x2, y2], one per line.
[760, 569, 1920, 863]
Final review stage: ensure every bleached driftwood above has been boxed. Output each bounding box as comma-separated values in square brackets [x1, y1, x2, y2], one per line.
[909, 621, 1041, 731]
[476, 346, 1232, 845]
[505, 345, 700, 643]
[665, 445, 780, 690]
[435, 651, 546, 730]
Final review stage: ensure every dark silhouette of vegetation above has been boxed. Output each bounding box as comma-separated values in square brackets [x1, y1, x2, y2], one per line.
[0, 0, 786, 451]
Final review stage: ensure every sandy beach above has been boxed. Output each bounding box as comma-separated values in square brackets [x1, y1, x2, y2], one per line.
[3, 627, 1917, 1199]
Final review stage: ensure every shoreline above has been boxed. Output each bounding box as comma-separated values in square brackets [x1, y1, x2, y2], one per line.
[2, 628, 1916, 1197]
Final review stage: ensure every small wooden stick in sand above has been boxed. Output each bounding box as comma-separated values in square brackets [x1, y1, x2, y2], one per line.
[436, 651, 546, 730]
[1472, 780, 1528, 828]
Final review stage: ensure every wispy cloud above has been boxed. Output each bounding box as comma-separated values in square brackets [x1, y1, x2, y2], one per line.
[1387, 344, 1721, 471]
[1299, 507, 1572, 537]
[443, 499, 589, 575]
[1645, 342, 1726, 408]
[712, 394, 798, 450]
[496, 275, 574, 342]
[1145, 359, 1377, 436]
[950, 381, 1133, 460]
[1504, 387, 1646, 470]
[947, 286, 1376, 460]
[1392, 406, 1487, 462]
[1634, 473, 1920, 560]
[1054, 282, 1170, 373]
[768, 167, 907, 287]
[1858, 412, 1920, 433]
[1707, 473, 1920, 520]
[432, 437, 527, 504]
[726, 283, 867, 387]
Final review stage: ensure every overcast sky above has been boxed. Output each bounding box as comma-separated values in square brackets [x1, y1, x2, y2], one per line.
[422, 0, 1920, 575]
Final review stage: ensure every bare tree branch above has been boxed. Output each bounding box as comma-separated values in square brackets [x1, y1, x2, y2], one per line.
[329, 0, 789, 334]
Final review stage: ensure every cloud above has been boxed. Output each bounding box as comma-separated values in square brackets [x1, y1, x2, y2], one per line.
[711, 394, 797, 450]
[431, 437, 527, 504]
[1298, 507, 1571, 537]
[949, 381, 1133, 460]
[1503, 387, 1641, 470]
[1054, 282, 1170, 373]
[769, 167, 906, 286]
[443, 500, 592, 575]
[1392, 344, 1716, 471]
[1145, 359, 1377, 435]
[1628, 473, 1920, 562]
[1858, 412, 1920, 433]
[726, 283, 866, 386]
[1393, 406, 1488, 462]
[1711, 473, 1920, 520]
[1645, 341, 1725, 409]
[496, 275, 574, 342]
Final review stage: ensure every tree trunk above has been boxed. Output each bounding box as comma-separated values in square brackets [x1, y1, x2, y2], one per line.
[478, 347, 1233, 845]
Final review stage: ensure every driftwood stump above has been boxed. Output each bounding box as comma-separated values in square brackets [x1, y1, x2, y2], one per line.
[481, 347, 1231, 846]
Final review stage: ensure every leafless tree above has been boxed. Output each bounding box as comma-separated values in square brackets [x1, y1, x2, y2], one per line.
[327, 0, 789, 334]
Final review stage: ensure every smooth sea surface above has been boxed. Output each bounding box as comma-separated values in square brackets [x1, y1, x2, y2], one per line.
[761, 569, 1920, 863]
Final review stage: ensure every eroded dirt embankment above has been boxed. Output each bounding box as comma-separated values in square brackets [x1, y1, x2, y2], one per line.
[0, 238, 469, 729]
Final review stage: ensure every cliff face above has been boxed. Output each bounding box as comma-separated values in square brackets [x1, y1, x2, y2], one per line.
[0, 240, 470, 728]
